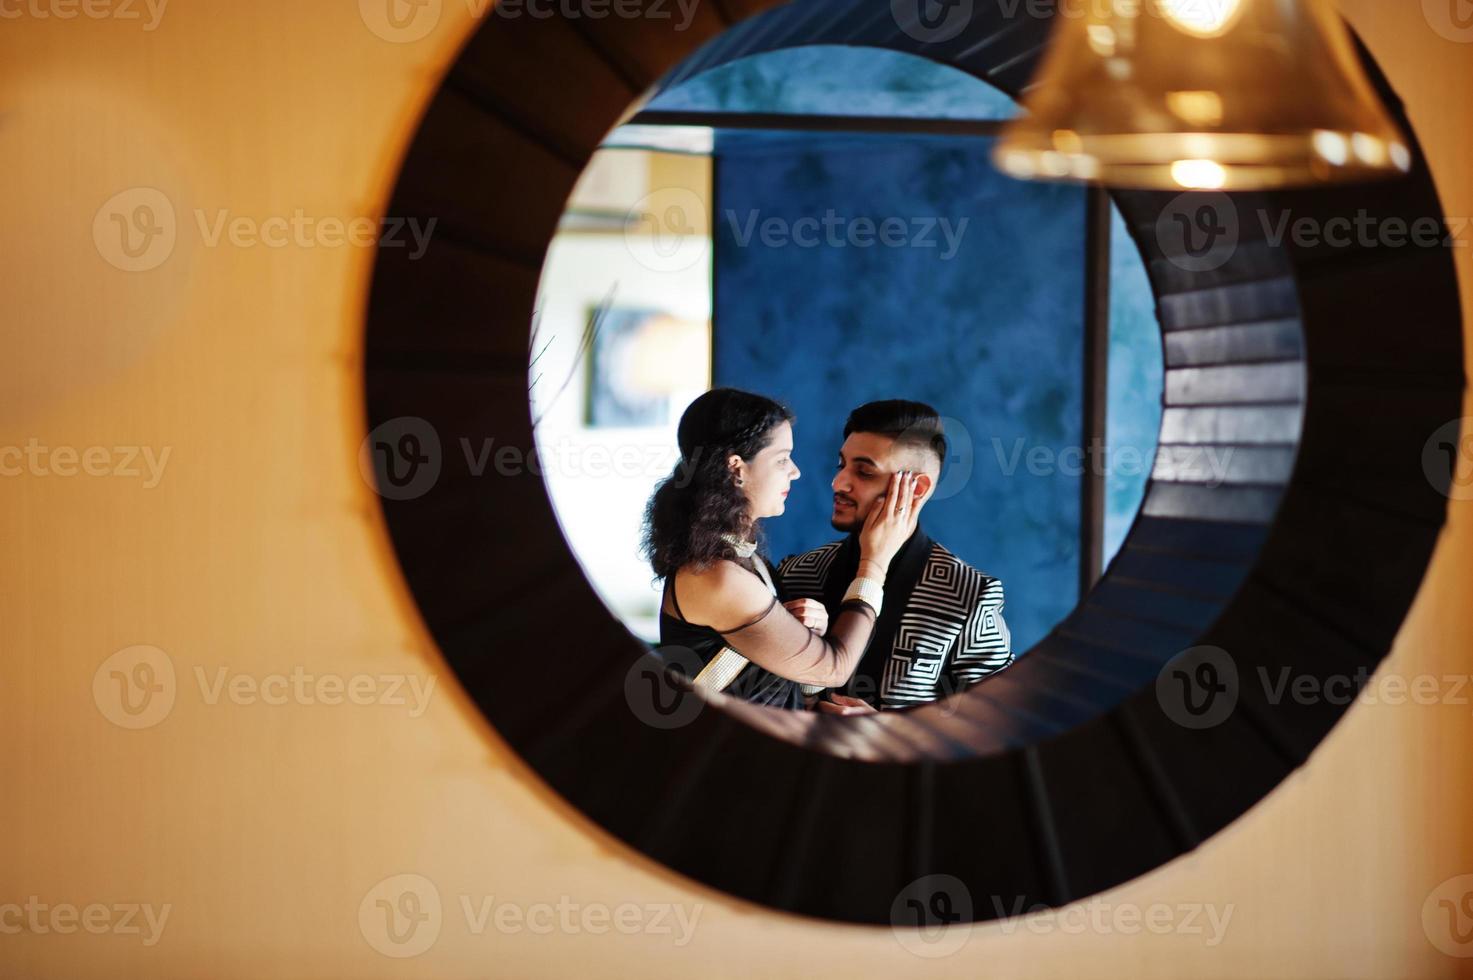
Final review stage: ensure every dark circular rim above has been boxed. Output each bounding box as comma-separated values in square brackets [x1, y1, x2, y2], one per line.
[363, 1, 1464, 924]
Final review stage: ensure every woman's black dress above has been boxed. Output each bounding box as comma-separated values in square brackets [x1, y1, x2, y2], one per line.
[657, 556, 805, 711]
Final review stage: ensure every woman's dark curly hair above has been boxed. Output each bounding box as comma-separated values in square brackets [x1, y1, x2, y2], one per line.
[642, 387, 795, 579]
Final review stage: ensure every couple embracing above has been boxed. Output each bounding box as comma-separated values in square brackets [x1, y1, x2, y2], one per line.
[642, 388, 1012, 715]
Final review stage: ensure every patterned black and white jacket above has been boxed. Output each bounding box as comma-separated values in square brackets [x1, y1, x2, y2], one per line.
[776, 530, 1012, 709]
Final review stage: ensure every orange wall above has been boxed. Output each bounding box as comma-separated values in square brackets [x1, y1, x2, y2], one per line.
[0, 2, 1470, 977]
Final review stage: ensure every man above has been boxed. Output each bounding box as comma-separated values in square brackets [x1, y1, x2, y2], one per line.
[777, 400, 1012, 713]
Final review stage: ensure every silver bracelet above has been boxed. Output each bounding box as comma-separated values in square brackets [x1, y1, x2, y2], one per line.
[842, 576, 884, 615]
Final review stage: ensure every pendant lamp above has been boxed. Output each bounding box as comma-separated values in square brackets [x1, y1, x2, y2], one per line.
[994, 0, 1412, 189]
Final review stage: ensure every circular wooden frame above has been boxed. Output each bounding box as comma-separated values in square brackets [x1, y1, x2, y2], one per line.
[364, 1, 1464, 924]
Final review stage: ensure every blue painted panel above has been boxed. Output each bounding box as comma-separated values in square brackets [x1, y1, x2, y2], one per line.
[647, 45, 1019, 120]
[1105, 207, 1164, 565]
[712, 132, 1084, 654]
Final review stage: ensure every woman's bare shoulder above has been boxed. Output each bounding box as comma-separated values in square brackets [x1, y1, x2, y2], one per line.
[672, 559, 768, 623]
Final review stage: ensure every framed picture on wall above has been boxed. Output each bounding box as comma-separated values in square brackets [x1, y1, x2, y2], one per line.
[585, 306, 672, 429]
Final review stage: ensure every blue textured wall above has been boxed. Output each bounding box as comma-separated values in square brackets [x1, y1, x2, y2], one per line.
[648, 45, 1019, 120]
[712, 132, 1085, 654]
[1105, 209, 1165, 564]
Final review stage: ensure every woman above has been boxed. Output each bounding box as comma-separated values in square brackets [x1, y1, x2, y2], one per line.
[642, 387, 920, 710]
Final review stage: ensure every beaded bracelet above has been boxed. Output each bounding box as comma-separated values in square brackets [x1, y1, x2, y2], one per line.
[842, 576, 884, 615]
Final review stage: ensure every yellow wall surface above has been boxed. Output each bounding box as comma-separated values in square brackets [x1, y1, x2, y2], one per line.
[1, 1, 1471, 977]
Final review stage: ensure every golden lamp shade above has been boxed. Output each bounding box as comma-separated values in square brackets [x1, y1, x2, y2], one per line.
[993, 0, 1413, 190]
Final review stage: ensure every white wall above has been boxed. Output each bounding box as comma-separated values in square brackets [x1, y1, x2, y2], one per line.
[531, 150, 712, 638]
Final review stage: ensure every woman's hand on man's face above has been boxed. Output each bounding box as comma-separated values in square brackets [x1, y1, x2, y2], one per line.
[858, 470, 921, 568]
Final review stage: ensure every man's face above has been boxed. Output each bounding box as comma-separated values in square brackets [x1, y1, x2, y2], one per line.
[830, 432, 929, 532]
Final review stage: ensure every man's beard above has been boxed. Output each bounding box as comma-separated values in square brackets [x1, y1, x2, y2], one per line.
[831, 496, 865, 533]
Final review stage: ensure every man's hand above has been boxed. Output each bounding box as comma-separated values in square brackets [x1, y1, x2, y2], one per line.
[816, 693, 878, 716]
[783, 598, 828, 635]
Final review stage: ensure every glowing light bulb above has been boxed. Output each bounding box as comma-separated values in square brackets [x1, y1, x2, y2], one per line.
[1155, 0, 1245, 38]
[1312, 130, 1350, 166]
[1171, 159, 1228, 189]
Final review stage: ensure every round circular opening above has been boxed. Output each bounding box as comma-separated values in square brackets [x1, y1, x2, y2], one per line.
[530, 43, 1166, 726]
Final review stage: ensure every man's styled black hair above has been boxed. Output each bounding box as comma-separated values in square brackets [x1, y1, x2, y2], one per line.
[843, 400, 947, 469]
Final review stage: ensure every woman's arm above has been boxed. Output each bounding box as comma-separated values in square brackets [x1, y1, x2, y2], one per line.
[673, 472, 921, 688]
[680, 562, 878, 687]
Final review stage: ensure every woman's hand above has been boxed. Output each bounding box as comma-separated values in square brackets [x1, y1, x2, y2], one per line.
[782, 598, 828, 635]
[858, 470, 921, 571]
[816, 693, 878, 716]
